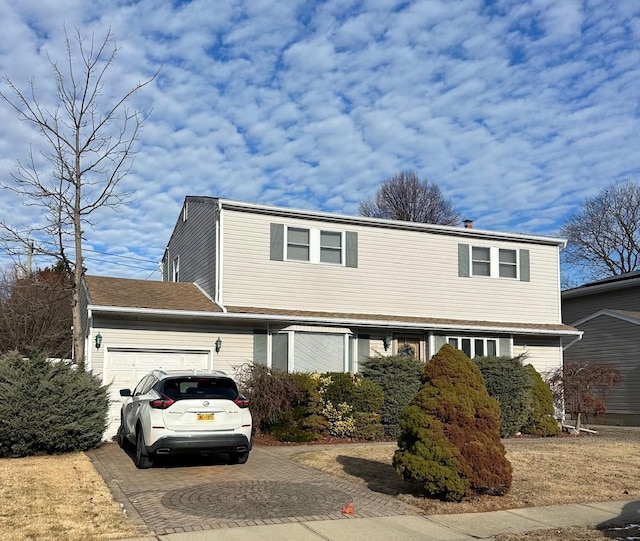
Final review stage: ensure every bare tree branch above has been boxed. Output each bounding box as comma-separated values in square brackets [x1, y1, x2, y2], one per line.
[359, 170, 459, 225]
[0, 27, 158, 368]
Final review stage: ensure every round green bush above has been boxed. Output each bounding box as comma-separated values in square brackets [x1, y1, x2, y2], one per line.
[521, 364, 560, 437]
[393, 344, 512, 501]
[0, 351, 108, 457]
[323, 372, 384, 414]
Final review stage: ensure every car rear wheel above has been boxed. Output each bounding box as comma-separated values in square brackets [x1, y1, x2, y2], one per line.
[230, 451, 249, 464]
[116, 423, 127, 449]
[134, 429, 153, 469]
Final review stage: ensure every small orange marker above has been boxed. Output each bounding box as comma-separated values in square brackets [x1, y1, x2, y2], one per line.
[342, 502, 355, 515]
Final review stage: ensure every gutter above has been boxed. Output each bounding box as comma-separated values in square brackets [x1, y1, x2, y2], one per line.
[88, 304, 581, 337]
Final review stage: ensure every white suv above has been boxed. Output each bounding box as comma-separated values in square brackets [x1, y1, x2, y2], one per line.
[117, 369, 252, 469]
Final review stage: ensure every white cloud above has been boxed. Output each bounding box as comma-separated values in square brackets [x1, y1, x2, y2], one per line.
[0, 0, 638, 283]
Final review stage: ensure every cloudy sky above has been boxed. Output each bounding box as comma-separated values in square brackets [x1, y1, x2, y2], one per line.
[0, 0, 638, 285]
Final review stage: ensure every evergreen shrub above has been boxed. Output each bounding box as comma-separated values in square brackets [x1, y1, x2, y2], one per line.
[473, 355, 532, 437]
[323, 372, 384, 413]
[0, 351, 108, 457]
[521, 364, 560, 436]
[393, 344, 512, 501]
[360, 354, 423, 438]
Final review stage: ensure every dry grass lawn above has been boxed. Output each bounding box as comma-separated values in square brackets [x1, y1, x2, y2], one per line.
[0, 452, 137, 541]
[294, 427, 640, 540]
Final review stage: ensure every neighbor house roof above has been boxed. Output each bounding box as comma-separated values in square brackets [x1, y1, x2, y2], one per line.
[570, 308, 640, 327]
[84, 275, 222, 312]
[562, 271, 640, 299]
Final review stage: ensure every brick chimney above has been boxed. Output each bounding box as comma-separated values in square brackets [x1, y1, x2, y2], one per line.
[463, 219, 474, 229]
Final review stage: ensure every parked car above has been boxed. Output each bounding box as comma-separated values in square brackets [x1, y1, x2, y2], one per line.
[118, 369, 252, 469]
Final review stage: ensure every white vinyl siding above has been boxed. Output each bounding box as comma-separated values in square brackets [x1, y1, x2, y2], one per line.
[513, 336, 563, 375]
[223, 210, 562, 325]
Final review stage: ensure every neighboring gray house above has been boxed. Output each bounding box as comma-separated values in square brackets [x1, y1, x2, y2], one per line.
[82, 196, 580, 437]
[562, 272, 640, 425]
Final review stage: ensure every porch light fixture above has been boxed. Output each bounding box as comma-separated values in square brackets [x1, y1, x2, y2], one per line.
[382, 336, 392, 351]
[215, 337, 222, 354]
[95, 332, 102, 350]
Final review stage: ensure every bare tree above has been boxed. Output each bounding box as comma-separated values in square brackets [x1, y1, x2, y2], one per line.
[0, 264, 72, 359]
[547, 360, 622, 431]
[560, 180, 640, 281]
[359, 170, 459, 225]
[0, 27, 157, 368]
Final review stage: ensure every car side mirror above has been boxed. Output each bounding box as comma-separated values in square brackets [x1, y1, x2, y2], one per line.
[119, 389, 132, 397]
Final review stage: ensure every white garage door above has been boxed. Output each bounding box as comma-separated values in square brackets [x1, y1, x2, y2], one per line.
[103, 348, 211, 439]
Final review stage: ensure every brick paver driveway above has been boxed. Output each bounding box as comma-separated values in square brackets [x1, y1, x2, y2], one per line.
[87, 442, 421, 537]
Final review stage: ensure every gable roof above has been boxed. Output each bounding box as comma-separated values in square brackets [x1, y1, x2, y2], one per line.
[181, 196, 567, 247]
[84, 275, 222, 313]
[570, 308, 640, 327]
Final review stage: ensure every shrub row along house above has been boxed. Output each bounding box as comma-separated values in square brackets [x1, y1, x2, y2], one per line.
[80, 196, 581, 437]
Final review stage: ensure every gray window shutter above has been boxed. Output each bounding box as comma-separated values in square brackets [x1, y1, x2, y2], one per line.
[270, 223, 284, 261]
[253, 330, 267, 365]
[519, 249, 530, 282]
[346, 231, 358, 268]
[458, 244, 470, 277]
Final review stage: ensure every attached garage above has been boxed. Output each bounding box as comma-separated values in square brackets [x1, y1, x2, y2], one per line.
[103, 348, 212, 438]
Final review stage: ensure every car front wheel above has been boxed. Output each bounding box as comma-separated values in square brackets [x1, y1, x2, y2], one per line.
[134, 429, 153, 469]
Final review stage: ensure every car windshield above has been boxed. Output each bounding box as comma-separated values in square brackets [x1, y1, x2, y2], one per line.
[162, 377, 238, 401]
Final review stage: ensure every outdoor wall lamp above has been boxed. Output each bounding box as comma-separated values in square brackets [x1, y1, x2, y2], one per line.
[95, 332, 102, 350]
[215, 336, 222, 354]
[382, 335, 392, 351]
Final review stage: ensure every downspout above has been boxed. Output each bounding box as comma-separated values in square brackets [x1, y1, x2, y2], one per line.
[215, 199, 227, 312]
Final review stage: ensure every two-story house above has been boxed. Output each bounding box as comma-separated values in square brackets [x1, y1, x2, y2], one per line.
[82, 196, 580, 437]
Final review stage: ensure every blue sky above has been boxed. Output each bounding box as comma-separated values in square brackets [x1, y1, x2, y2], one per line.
[0, 0, 639, 285]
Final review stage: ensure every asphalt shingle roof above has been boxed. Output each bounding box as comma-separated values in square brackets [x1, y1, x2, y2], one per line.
[84, 275, 221, 312]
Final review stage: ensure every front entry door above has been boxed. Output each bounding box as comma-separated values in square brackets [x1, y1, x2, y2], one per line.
[395, 336, 421, 359]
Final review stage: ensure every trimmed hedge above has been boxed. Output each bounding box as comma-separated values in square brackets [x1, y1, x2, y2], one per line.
[393, 344, 512, 501]
[473, 355, 532, 438]
[0, 351, 108, 457]
[360, 354, 423, 438]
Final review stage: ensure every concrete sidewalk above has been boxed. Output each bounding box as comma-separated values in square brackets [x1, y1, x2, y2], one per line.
[120, 499, 640, 541]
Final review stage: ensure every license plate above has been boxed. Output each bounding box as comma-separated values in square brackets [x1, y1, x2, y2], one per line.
[197, 413, 215, 421]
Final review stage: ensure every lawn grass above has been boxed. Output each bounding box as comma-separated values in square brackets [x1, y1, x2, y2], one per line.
[0, 452, 137, 541]
[293, 427, 640, 540]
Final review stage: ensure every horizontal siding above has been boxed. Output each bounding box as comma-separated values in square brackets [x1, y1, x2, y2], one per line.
[563, 287, 640, 324]
[222, 209, 561, 325]
[90, 317, 254, 382]
[564, 316, 640, 415]
[513, 336, 562, 375]
[165, 198, 217, 298]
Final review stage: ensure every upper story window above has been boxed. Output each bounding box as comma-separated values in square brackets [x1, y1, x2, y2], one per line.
[320, 230, 342, 264]
[270, 223, 358, 268]
[459, 243, 530, 282]
[287, 227, 311, 261]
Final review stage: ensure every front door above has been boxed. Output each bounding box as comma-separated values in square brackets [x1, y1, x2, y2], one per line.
[395, 335, 421, 359]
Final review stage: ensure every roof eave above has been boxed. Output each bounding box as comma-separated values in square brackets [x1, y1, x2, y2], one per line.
[89, 305, 580, 336]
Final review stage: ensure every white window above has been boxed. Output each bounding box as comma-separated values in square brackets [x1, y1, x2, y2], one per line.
[182, 203, 188, 222]
[320, 231, 342, 264]
[499, 249, 517, 278]
[470, 246, 519, 279]
[285, 226, 344, 265]
[172, 257, 180, 282]
[270, 331, 347, 372]
[471, 247, 491, 277]
[448, 337, 498, 358]
[287, 227, 310, 261]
